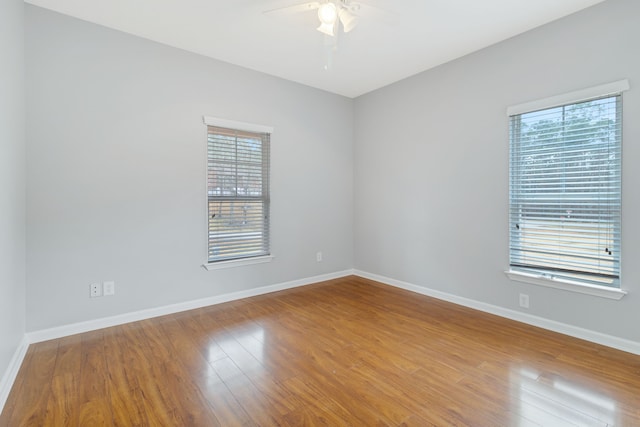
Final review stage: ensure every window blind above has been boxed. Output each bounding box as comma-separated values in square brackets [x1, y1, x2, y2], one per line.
[509, 95, 621, 287]
[207, 125, 270, 263]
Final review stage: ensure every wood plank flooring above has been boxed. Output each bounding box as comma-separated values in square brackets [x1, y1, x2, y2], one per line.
[2, 275, 639, 426]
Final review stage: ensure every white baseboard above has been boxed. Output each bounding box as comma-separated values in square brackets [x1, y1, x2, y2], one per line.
[27, 269, 354, 344]
[0, 335, 29, 414]
[354, 270, 640, 356]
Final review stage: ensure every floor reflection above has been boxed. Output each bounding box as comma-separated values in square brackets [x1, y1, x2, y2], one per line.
[512, 367, 617, 426]
[207, 324, 265, 366]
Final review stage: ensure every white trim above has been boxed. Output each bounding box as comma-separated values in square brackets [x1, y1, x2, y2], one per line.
[504, 270, 626, 300]
[353, 270, 640, 356]
[0, 335, 29, 413]
[26, 270, 354, 344]
[203, 255, 274, 270]
[202, 116, 274, 134]
[507, 79, 630, 116]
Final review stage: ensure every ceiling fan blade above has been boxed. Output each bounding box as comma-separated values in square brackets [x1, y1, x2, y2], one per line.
[263, 2, 321, 16]
[350, 1, 398, 26]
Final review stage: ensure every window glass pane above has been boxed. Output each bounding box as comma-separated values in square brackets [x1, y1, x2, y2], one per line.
[509, 95, 621, 287]
[207, 126, 270, 262]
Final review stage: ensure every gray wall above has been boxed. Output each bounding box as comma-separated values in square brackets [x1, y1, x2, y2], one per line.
[25, 6, 354, 331]
[354, 0, 640, 342]
[0, 0, 26, 380]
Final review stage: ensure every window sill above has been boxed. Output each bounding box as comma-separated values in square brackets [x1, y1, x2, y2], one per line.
[203, 255, 274, 271]
[504, 270, 627, 300]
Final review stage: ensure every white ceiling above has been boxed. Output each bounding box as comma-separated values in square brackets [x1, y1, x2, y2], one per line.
[25, 0, 605, 98]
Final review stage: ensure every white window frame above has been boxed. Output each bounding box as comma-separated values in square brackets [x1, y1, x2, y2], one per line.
[202, 116, 274, 270]
[505, 80, 630, 300]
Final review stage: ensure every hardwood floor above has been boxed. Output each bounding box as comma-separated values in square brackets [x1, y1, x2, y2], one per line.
[2, 276, 639, 426]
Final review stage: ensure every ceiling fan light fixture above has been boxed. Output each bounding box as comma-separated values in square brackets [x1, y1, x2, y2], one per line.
[317, 22, 336, 36]
[317, 2, 338, 25]
[338, 8, 358, 33]
[317, 2, 338, 35]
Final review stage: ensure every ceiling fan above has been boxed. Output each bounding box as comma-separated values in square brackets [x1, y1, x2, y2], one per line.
[265, 1, 362, 37]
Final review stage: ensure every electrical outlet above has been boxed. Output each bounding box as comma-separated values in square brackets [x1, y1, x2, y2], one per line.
[316, 251, 323, 262]
[90, 283, 102, 298]
[519, 293, 530, 309]
[103, 281, 115, 296]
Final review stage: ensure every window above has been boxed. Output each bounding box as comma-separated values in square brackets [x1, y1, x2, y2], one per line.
[508, 82, 628, 291]
[204, 117, 272, 266]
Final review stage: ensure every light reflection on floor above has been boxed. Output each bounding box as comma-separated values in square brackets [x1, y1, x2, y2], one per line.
[207, 325, 265, 366]
[512, 367, 618, 426]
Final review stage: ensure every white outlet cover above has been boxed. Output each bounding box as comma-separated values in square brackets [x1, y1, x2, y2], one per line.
[103, 281, 115, 296]
[90, 283, 102, 298]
